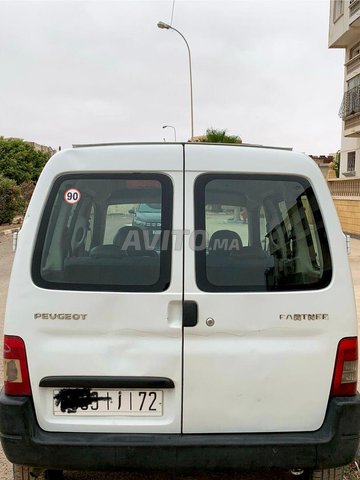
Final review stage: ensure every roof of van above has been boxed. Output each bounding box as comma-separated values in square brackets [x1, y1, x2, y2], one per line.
[72, 142, 293, 152]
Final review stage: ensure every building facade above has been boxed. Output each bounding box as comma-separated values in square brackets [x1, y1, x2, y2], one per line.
[309, 154, 334, 178]
[25, 141, 56, 156]
[329, 0, 360, 177]
[8, 137, 56, 156]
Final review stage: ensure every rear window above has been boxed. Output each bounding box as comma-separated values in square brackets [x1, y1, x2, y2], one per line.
[32, 174, 172, 292]
[194, 174, 332, 292]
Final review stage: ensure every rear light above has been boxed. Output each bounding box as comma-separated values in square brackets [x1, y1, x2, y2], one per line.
[331, 337, 358, 396]
[3, 336, 31, 396]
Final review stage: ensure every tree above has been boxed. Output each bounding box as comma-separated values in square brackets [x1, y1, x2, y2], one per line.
[0, 175, 24, 224]
[0, 137, 52, 224]
[203, 128, 242, 144]
[0, 137, 51, 184]
[333, 150, 340, 178]
[201, 128, 242, 213]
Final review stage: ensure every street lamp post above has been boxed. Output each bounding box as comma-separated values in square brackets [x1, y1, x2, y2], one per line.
[157, 21, 194, 140]
[162, 125, 177, 142]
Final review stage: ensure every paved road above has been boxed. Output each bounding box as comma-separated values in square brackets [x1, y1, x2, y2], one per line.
[0, 235, 13, 480]
[0, 233, 359, 480]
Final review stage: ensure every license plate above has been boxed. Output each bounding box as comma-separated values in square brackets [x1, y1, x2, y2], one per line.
[53, 389, 163, 416]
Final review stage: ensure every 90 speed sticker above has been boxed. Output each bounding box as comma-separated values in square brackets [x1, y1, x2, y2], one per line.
[64, 188, 81, 204]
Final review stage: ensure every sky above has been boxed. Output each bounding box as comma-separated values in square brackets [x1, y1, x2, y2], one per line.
[0, 0, 346, 154]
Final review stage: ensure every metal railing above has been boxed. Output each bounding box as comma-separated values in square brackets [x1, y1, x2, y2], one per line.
[350, 0, 360, 16]
[328, 177, 360, 197]
[339, 85, 360, 119]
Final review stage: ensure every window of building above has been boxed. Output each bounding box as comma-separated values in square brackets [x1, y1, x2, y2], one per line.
[333, 0, 344, 22]
[350, 42, 360, 60]
[348, 74, 360, 90]
[347, 152, 356, 172]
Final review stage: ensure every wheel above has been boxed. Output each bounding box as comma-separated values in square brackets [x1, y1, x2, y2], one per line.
[13, 465, 63, 480]
[311, 467, 344, 480]
[45, 471, 63, 480]
[13, 464, 45, 480]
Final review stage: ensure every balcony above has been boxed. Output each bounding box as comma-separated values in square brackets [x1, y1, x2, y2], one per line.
[339, 85, 360, 118]
[346, 53, 360, 75]
[350, 0, 360, 21]
[329, 1, 360, 48]
[339, 85, 360, 136]
[344, 115, 360, 137]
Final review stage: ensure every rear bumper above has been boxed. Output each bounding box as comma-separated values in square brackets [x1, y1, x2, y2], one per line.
[0, 391, 359, 472]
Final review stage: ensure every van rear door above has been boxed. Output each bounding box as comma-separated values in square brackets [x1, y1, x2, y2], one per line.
[183, 144, 355, 433]
[8, 145, 184, 433]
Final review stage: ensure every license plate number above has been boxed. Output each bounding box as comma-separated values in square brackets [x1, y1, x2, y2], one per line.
[53, 389, 163, 416]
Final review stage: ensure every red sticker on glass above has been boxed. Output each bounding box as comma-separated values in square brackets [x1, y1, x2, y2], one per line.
[64, 188, 81, 204]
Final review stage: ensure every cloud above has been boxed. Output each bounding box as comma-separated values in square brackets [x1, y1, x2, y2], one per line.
[0, 0, 344, 153]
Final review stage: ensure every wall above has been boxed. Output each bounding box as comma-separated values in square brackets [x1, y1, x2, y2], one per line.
[328, 178, 360, 235]
[332, 198, 360, 234]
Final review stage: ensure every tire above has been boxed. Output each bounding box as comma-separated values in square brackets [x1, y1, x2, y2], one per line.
[311, 467, 344, 480]
[13, 464, 45, 480]
[45, 471, 64, 480]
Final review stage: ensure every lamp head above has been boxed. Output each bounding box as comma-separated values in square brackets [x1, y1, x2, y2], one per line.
[157, 21, 171, 30]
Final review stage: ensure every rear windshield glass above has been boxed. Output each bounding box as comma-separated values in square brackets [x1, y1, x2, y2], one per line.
[195, 174, 332, 292]
[32, 174, 172, 292]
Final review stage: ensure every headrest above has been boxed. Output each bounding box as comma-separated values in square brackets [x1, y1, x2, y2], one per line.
[208, 230, 243, 256]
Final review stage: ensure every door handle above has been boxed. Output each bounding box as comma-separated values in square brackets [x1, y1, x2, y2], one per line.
[183, 301, 198, 327]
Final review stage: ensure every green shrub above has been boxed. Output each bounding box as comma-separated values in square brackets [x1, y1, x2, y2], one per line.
[334, 150, 340, 178]
[0, 137, 51, 184]
[0, 175, 25, 224]
[204, 128, 242, 143]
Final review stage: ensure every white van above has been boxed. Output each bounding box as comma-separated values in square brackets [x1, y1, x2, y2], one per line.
[0, 143, 359, 480]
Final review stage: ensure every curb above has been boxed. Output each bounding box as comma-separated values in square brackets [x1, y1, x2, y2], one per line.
[0, 226, 21, 237]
